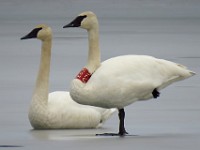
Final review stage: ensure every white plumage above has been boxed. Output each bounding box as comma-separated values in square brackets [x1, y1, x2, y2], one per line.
[71, 55, 195, 109]
[63, 11, 195, 136]
[21, 24, 116, 129]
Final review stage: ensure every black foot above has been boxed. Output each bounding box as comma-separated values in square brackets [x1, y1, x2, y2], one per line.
[152, 88, 160, 98]
[96, 132, 128, 137]
[118, 129, 128, 136]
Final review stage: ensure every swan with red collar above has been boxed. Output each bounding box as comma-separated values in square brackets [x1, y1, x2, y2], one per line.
[63, 11, 195, 136]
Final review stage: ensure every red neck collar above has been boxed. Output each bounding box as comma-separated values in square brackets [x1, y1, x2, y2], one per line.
[76, 68, 92, 83]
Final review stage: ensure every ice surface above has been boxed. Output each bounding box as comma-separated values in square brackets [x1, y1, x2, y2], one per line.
[0, 0, 200, 150]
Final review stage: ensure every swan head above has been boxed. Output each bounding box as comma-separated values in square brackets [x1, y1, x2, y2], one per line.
[63, 11, 98, 30]
[21, 24, 52, 41]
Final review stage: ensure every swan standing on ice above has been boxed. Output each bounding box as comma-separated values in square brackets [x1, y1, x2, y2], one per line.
[63, 11, 196, 136]
[21, 24, 116, 129]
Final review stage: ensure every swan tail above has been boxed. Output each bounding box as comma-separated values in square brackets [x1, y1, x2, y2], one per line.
[188, 70, 196, 76]
[177, 64, 196, 79]
[96, 108, 117, 128]
[157, 63, 196, 91]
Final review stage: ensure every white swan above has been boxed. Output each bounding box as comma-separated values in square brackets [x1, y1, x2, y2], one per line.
[63, 11, 196, 136]
[21, 24, 116, 129]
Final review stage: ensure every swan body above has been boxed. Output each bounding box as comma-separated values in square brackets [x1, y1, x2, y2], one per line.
[63, 11, 195, 135]
[70, 55, 195, 109]
[21, 24, 116, 129]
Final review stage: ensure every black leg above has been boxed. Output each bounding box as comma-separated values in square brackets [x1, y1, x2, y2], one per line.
[152, 88, 160, 98]
[96, 108, 128, 137]
[118, 108, 128, 136]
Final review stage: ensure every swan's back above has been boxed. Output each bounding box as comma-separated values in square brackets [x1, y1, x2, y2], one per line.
[91, 55, 194, 86]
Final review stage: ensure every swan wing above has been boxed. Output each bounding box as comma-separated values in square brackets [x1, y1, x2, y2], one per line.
[83, 55, 195, 108]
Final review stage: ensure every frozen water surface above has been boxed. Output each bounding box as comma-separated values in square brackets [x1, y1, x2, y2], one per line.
[0, 0, 200, 150]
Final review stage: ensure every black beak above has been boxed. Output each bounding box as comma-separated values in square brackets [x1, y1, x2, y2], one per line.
[63, 15, 87, 28]
[21, 27, 42, 40]
[63, 22, 75, 28]
[21, 34, 32, 40]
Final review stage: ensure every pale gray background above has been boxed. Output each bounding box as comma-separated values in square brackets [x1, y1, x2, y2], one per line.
[0, 0, 199, 149]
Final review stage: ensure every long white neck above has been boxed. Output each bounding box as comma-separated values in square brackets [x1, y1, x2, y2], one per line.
[31, 39, 52, 106]
[85, 26, 101, 73]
